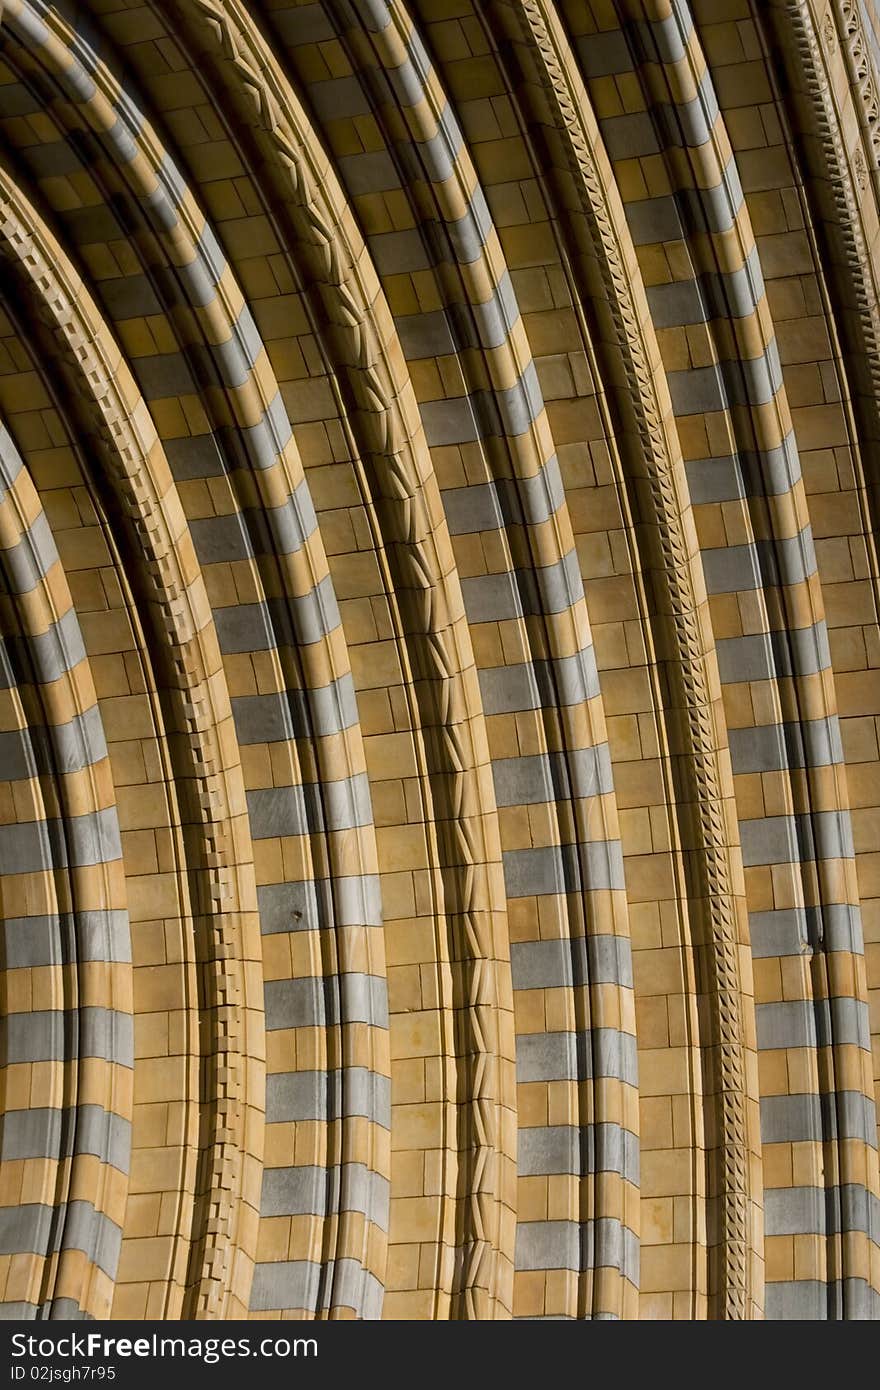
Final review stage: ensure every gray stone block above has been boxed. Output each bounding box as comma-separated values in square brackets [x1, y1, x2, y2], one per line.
[515, 1027, 637, 1086]
[492, 744, 613, 809]
[257, 874, 382, 935]
[232, 675, 358, 745]
[510, 933, 632, 991]
[517, 1122, 639, 1182]
[503, 838, 625, 898]
[264, 972, 387, 1031]
[266, 1067, 391, 1128]
[247, 770, 373, 840]
[249, 1260, 321, 1312]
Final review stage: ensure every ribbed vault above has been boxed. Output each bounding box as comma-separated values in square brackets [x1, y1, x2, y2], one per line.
[0, 0, 878, 1321]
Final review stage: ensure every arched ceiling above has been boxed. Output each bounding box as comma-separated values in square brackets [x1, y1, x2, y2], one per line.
[0, 0, 879, 1321]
